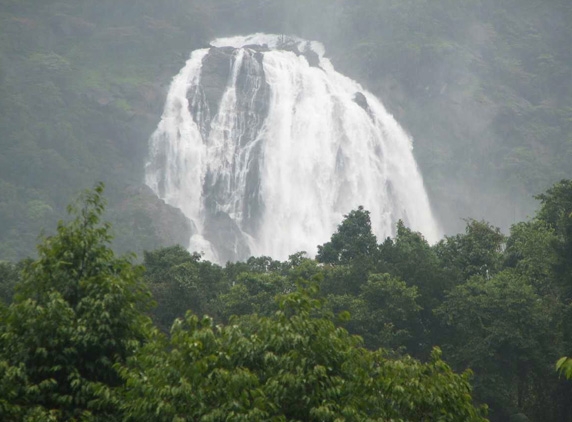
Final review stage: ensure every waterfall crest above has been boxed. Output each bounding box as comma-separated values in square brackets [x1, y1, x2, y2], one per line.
[146, 33, 440, 263]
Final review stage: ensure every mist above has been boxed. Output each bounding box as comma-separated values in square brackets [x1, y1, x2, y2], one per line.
[1, 0, 571, 257]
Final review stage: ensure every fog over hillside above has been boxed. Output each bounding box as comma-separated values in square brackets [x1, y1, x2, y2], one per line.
[0, 0, 571, 258]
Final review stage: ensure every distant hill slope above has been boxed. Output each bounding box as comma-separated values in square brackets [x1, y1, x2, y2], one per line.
[1, 0, 571, 259]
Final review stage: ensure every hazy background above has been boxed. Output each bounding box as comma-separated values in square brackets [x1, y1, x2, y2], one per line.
[1, 0, 571, 259]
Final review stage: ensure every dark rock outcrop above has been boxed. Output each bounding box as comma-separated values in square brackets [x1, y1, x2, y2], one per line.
[279, 42, 321, 68]
[204, 210, 250, 263]
[114, 185, 193, 249]
[198, 46, 235, 119]
[353, 91, 374, 119]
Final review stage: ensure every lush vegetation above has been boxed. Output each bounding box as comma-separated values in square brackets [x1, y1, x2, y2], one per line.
[0, 185, 488, 421]
[1, 181, 572, 421]
[0, 0, 212, 259]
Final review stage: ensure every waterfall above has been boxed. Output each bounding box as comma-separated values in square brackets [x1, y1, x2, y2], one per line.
[146, 33, 441, 263]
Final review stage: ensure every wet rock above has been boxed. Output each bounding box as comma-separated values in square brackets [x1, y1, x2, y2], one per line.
[278, 41, 321, 68]
[353, 91, 369, 110]
[197, 47, 235, 117]
[353, 91, 374, 119]
[204, 210, 251, 263]
[116, 185, 193, 248]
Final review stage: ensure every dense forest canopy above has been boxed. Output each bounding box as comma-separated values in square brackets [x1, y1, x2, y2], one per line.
[1, 0, 572, 258]
[0, 185, 491, 421]
[1, 181, 571, 420]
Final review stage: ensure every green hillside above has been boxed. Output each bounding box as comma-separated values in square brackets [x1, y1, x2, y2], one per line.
[1, 0, 571, 256]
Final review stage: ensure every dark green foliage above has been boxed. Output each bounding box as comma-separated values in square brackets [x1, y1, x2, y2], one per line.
[536, 180, 572, 232]
[4, 181, 572, 420]
[317, 207, 378, 296]
[317, 206, 378, 266]
[378, 222, 448, 293]
[435, 219, 505, 282]
[0, 260, 22, 304]
[376, 222, 450, 356]
[136, 192, 572, 421]
[228, 255, 285, 275]
[436, 270, 562, 420]
[0, 184, 153, 420]
[0, 189, 490, 420]
[120, 284, 487, 421]
[327, 273, 422, 352]
[535, 180, 572, 295]
[143, 245, 198, 283]
[504, 220, 558, 293]
[216, 271, 293, 322]
[143, 245, 224, 331]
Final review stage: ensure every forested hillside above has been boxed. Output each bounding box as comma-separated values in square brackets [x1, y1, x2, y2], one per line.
[1, 182, 572, 420]
[1, 0, 572, 258]
[325, 0, 572, 232]
[0, 0, 212, 259]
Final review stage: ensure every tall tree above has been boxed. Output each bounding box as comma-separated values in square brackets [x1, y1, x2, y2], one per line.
[317, 206, 377, 266]
[317, 207, 378, 295]
[435, 219, 505, 283]
[437, 270, 561, 421]
[0, 184, 153, 421]
[535, 180, 572, 296]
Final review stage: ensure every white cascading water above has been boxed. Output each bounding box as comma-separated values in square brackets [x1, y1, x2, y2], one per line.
[146, 33, 441, 263]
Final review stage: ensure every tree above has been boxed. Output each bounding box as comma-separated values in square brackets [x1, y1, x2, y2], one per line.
[0, 183, 153, 421]
[436, 270, 561, 421]
[378, 221, 449, 301]
[215, 271, 292, 321]
[535, 179, 572, 296]
[317, 207, 378, 296]
[143, 245, 199, 284]
[328, 273, 422, 352]
[120, 283, 487, 421]
[535, 182, 572, 394]
[503, 220, 558, 295]
[376, 222, 450, 356]
[317, 206, 377, 266]
[144, 245, 224, 331]
[435, 219, 505, 283]
[535, 180, 572, 234]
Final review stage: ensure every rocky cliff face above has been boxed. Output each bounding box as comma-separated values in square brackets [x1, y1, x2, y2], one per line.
[190, 45, 271, 262]
[109, 185, 193, 255]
